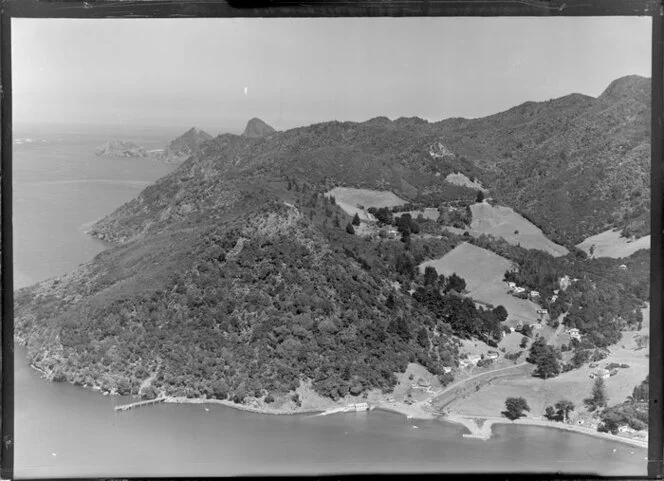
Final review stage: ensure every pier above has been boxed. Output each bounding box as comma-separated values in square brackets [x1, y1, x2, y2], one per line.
[114, 397, 165, 412]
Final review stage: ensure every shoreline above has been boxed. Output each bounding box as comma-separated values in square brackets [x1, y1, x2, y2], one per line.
[18, 348, 649, 449]
[443, 413, 647, 449]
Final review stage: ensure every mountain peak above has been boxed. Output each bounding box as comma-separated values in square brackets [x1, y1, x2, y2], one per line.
[598, 75, 650, 102]
[242, 118, 276, 138]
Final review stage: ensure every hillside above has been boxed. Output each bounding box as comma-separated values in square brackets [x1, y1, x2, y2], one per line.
[163, 127, 213, 162]
[16, 182, 465, 402]
[15, 74, 652, 408]
[90, 76, 650, 247]
[434, 76, 651, 244]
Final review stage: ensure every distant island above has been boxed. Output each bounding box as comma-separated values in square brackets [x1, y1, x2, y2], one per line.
[94, 140, 148, 158]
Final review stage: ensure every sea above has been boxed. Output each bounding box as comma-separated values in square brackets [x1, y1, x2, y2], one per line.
[12, 125, 648, 478]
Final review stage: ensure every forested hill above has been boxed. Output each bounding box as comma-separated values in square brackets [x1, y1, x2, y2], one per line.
[89, 75, 650, 247]
[14, 75, 651, 402]
[16, 182, 467, 401]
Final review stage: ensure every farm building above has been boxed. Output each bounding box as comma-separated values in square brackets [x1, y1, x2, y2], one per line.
[590, 369, 610, 379]
[529, 290, 540, 298]
[486, 351, 499, 360]
[417, 377, 431, 388]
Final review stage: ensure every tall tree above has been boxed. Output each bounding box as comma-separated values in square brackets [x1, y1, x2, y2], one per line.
[346, 222, 355, 235]
[352, 213, 361, 226]
[504, 397, 530, 420]
[423, 266, 438, 286]
[476, 190, 485, 203]
[584, 376, 608, 411]
[554, 399, 575, 422]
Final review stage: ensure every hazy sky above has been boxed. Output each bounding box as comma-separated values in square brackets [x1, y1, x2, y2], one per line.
[13, 17, 651, 133]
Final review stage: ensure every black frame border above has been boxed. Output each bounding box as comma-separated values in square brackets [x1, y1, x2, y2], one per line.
[1, 1, 662, 479]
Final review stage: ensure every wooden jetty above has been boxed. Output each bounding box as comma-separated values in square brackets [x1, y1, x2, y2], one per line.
[114, 397, 165, 412]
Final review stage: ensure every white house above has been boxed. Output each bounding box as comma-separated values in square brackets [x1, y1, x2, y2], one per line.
[536, 309, 548, 315]
[529, 290, 540, 298]
[618, 264, 628, 270]
[594, 369, 610, 379]
[618, 425, 635, 434]
[550, 295, 558, 303]
[486, 351, 499, 360]
[513, 287, 526, 294]
[442, 366, 453, 374]
[568, 327, 580, 338]
[507, 282, 517, 290]
[509, 326, 516, 333]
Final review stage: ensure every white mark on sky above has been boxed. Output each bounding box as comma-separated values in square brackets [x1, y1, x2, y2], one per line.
[244, 86, 248, 96]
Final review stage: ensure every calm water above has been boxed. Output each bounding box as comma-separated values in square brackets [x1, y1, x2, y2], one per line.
[13, 127, 647, 477]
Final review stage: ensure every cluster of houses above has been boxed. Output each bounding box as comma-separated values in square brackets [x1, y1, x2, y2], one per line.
[506, 282, 540, 299]
[458, 351, 499, 368]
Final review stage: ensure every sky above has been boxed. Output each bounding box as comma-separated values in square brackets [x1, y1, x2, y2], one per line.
[12, 17, 651, 134]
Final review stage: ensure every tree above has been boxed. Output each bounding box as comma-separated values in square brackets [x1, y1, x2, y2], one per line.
[476, 190, 485, 203]
[504, 397, 530, 420]
[584, 376, 608, 411]
[417, 327, 429, 348]
[423, 266, 438, 286]
[554, 399, 575, 422]
[544, 405, 558, 421]
[519, 336, 529, 348]
[527, 338, 560, 379]
[346, 222, 355, 235]
[352, 213, 361, 226]
[333, 216, 340, 228]
[211, 379, 229, 399]
[493, 305, 508, 323]
[401, 227, 411, 244]
[631, 376, 649, 403]
[445, 273, 466, 294]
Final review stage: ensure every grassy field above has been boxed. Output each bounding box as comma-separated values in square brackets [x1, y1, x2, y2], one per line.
[325, 187, 406, 221]
[419, 242, 541, 324]
[469, 202, 569, 257]
[576, 228, 650, 259]
[394, 208, 440, 221]
[444, 306, 650, 419]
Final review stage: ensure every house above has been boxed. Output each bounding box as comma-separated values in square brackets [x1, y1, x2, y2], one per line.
[417, 377, 431, 388]
[459, 359, 472, 368]
[595, 369, 610, 379]
[618, 264, 628, 270]
[468, 355, 481, 365]
[351, 402, 369, 411]
[550, 295, 558, 303]
[513, 287, 526, 294]
[553, 289, 560, 295]
[442, 366, 453, 374]
[529, 290, 540, 299]
[618, 425, 636, 434]
[532, 323, 543, 330]
[507, 282, 517, 290]
[536, 309, 548, 315]
[509, 326, 516, 333]
[486, 351, 499, 360]
[568, 328, 581, 340]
